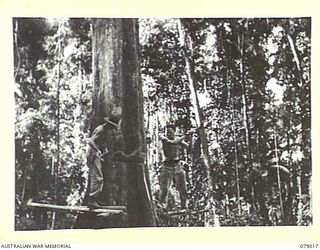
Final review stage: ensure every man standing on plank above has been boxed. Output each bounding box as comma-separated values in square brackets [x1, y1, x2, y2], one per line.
[159, 124, 196, 210]
[86, 114, 143, 209]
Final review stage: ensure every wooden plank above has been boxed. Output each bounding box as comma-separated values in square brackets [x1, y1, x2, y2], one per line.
[26, 201, 126, 214]
[166, 209, 208, 216]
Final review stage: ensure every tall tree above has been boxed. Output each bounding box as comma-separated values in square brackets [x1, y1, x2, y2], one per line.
[178, 19, 219, 226]
[121, 19, 156, 227]
[74, 18, 156, 228]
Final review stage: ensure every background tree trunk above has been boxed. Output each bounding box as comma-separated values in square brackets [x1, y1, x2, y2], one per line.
[238, 20, 253, 169]
[178, 19, 219, 227]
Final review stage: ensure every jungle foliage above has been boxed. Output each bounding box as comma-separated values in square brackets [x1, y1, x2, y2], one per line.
[14, 17, 311, 229]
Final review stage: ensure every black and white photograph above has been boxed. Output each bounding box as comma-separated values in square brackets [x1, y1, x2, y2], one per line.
[13, 17, 312, 230]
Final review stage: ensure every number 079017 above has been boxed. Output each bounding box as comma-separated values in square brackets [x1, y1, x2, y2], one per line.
[300, 244, 319, 248]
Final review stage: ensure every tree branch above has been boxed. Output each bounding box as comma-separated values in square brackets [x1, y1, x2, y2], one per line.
[286, 33, 301, 71]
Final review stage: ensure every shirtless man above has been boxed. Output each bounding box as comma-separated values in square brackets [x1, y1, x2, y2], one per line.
[159, 125, 195, 209]
[86, 114, 143, 208]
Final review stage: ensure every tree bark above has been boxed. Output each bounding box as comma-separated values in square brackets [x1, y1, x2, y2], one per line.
[121, 19, 156, 227]
[74, 18, 156, 229]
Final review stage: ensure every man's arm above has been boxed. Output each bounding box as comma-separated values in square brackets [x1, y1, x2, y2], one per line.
[88, 126, 104, 155]
[162, 128, 197, 146]
[162, 135, 186, 144]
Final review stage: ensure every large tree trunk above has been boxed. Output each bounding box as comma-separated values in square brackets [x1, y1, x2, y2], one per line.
[121, 19, 156, 227]
[74, 18, 156, 229]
